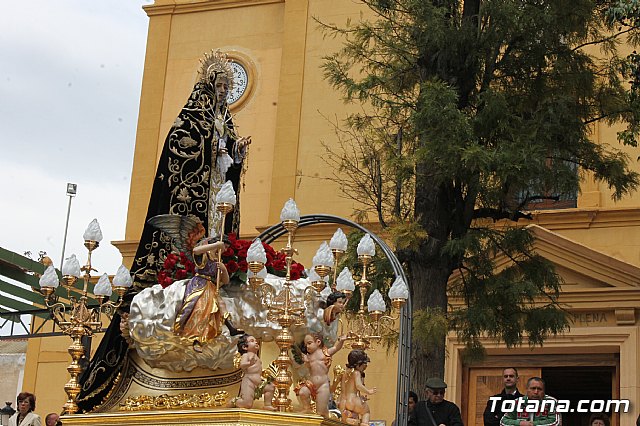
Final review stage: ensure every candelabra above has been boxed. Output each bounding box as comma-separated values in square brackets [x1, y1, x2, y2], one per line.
[328, 228, 348, 291]
[213, 181, 237, 290]
[246, 199, 309, 412]
[245, 204, 410, 410]
[339, 234, 409, 350]
[36, 219, 132, 415]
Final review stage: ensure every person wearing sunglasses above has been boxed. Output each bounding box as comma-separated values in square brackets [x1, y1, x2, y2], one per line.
[414, 377, 464, 426]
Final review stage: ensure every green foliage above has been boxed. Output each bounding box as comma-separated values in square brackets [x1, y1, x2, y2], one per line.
[413, 307, 449, 348]
[388, 221, 429, 252]
[446, 226, 569, 351]
[320, 0, 640, 371]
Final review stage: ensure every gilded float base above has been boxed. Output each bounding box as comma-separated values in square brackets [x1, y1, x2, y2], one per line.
[59, 408, 342, 426]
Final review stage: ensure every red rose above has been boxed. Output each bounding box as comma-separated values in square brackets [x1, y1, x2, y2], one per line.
[291, 262, 305, 274]
[161, 276, 174, 288]
[164, 255, 177, 270]
[184, 260, 195, 273]
[290, 269, 301, 280]
[272, 259, 286, 271]
[158, 270, 167, 284]
[179, 252, 188, 264]
[238, 260, 248, 272]
[222, 247, 235, 258]
[226, 260, 239, 274]
[237, 248, 248, 259]
[266, 253, 274, 265]
[240, 240, 252, 249]
[262, 242, 276, 256]
[175, 269, 187, 280]
[227, 232, 237, 243]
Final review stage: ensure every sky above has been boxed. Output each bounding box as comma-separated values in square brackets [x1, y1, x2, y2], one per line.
[0, 1, 152, 276]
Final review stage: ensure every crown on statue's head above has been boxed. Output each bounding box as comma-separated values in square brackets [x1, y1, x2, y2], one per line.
[199, 49, 234, 90]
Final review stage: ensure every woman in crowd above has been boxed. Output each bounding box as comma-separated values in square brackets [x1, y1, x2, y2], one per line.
[9, 392, 41, 426]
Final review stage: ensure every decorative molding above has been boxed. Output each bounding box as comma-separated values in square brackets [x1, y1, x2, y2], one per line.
[449, 224, 640, 295]
[59, 407, 339, 426]
[119, 391, 228, 411]
[92, 352, 242, 413]
[143, 0, 284, 17]
[529, 207, 640, 229]
[615, 307, 636, 325]
[527, 224, 640, 287]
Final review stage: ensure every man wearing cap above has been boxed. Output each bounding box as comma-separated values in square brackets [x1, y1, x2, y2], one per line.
[414, 377, 464, 426]
[483, 367, 523, 426]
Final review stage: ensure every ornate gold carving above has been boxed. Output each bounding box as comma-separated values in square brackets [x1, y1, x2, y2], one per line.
[119, 391, 228, 411]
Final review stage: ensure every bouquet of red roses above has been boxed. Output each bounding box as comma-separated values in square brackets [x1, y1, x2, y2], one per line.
[223, 233, 306, 285]
[157, 233, 306, 288]
[157, 251, 196, 288]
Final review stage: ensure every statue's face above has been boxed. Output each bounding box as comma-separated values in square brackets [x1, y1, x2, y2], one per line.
[215, 76, 229, 103]
[333, 297, 346, 313]
[246, 335, 260, 352]
[356, 360, 369, 372]
[304, 335, 321, 353]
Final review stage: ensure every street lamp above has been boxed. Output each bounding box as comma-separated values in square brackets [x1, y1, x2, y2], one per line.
[60, 183, 78, 268]
[0, 402, 15, 426]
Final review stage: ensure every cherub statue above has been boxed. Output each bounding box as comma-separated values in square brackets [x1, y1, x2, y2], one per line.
[339, 349, 377, 426]
[322, 291, 347, 326]
[228, 334, 275, 410]
[294, 332, 347, 417]
[306, 290, 347, 346]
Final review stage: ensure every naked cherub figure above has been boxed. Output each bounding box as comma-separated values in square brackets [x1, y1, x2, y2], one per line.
[228, 334, 275, 410]
[295, 332, 346, 417]
[339, 349, 377, 426]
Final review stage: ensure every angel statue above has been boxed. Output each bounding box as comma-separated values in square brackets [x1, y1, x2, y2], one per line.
[143, 215, 244, 351]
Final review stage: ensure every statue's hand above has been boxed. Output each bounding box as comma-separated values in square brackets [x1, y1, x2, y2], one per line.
[237, 136, 252, 150]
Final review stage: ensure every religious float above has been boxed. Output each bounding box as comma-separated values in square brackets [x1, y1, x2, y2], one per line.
[32, 50, 412, 426]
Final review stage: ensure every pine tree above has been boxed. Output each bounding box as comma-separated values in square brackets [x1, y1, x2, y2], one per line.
[321, 0, 640, 393]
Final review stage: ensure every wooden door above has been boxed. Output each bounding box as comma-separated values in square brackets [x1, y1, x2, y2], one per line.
[467, 367, 541, 426]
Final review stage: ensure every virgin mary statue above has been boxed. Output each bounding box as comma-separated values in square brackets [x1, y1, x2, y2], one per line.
[131, 49, 250, 288]
[76, 50, 250, 412]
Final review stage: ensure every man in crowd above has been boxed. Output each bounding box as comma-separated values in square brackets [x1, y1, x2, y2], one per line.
[414, 377, 464, 426]
[500, 377, 560, 426]
[392, 390, 418, 426]
[484, 367, 524, 426]
[45, 413, 60, 426]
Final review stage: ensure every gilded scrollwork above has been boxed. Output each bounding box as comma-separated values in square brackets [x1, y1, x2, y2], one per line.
[119, 391, 228, 411]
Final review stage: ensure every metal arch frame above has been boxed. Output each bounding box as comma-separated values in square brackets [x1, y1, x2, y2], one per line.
[258, 214, 412, 426]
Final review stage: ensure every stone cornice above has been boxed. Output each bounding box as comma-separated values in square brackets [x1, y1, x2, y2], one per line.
[449, 223, 640, 290]
[527, 224, 640, 287]
[529, 206, 640, 229]
[143, 0, 284, 17]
